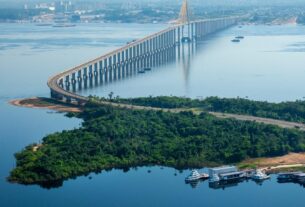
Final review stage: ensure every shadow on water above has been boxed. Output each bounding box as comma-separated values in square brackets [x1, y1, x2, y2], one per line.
[185, 177, 273, 190]
[28, 165, 178, 189]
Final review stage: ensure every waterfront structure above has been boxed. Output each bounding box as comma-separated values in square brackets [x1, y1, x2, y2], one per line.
[48, 0, 239, 104]
[208, 166, 240, 183]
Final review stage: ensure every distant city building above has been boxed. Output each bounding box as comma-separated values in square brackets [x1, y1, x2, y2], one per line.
[55, 1, 74, 13]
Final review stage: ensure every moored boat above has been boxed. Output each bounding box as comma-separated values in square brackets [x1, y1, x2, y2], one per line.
[53, 24, 76, 28]
[252, 169, 270, 181]
[277, 172, 302, 182]
[231, 39, 240, 42]
[185, 170, 209, 182]
[36, 23, 52, 26]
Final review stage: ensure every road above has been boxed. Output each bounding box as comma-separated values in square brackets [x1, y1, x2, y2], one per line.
[93, 100, 305, 131]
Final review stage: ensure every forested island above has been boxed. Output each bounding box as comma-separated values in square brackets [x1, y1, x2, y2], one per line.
[8, 96, 305, 187]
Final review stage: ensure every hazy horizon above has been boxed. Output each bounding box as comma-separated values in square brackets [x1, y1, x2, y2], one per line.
[1, 0, 305, 6]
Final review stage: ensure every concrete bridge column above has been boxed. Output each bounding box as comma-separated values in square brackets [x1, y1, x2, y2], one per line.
[93, 63, 98, 85]
[94, 63, 98, 77]
[199, 22, 202, 39]
[117, 52, 121, 80]
[145, 41, 149, 68]
[77, 70, 82, 89]
[58, 78, 64, 88]
[173, 28, 175, 45]
[147, 40, 151, 68]
[71, 72, 76, 91]
[162, 34, 165, 64]
[140, 44, 144, 70]
[207, 21, 211, 34]
[65, 75, 70, 91]
[108, 56, 113, 82]
[82, 67, 88, 81]
[128, 47, 132, 76]
[173, 29, 176, 47]
[139, 43, 143, 69]
[120, 51, 124, 79]
[177, 26, 181, 44]
[131, 46, 136, 74]
[151, 49, 154, 68]
[88, 65, 93, 78]
[136, 45, 140, 72]
[166, 33, 169, 63]
[113, 54, 117, 80]
[191, 23, 194, 41]
[152, 38, 156, 67]
[123, 50, 126, 77]
[83, 67, 88, 86]
[103, 59, 108, 83]
[165, 32, 169, 62]
[99, 60, 103, 83]
[88, 65, 93, 86]
[195, 22, 199, 40]
[124, 51, 128, 79]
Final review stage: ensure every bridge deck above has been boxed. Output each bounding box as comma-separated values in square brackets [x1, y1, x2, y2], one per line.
[47, 17, 239, 104]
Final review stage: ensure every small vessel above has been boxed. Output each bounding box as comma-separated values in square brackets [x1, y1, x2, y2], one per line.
[235, 36, 244, 39]
[53, 24, 76, 28]
[144, 67, 151, 71]
[231, 39, 240, 43]
[138, 70, 145, 74]
[185, 170, 209, 182]
[252, 169, 270, 181]
[36, 23, 52, 27]
[277, 172, 302, 182]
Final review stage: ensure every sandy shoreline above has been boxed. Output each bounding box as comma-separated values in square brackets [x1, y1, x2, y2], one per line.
[240, 153, 305, 170]
[9, 97, 82, 113]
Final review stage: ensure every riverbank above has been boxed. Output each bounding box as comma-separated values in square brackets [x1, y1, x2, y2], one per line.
[10, 96, 305, 131]
[239, 153, 305, 173]
[9, 97, 82, 112]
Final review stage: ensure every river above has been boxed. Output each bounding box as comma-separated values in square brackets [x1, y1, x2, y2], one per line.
[1, 23, 305, 206]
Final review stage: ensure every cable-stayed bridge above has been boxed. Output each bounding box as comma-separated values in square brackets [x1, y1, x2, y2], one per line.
[48, 0, 239, 104]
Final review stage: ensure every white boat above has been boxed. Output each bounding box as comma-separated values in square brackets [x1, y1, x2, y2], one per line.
[185, 170, 209, 182]
[252, 169, 270, 181]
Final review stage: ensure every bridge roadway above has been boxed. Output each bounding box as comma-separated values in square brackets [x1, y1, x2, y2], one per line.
[47, 17, 239, 105]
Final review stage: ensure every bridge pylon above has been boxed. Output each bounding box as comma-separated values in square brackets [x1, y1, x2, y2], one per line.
[177, 0, 193, 43]
[178, 0, 190, 24]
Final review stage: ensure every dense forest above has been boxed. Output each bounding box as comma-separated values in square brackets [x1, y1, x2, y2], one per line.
[9, 99, 305, 186]
[105, 96, 305, 123]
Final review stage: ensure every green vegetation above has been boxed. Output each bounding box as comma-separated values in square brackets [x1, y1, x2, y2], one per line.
[105, 96, 305, 123]
[9, 98, 305, 187]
